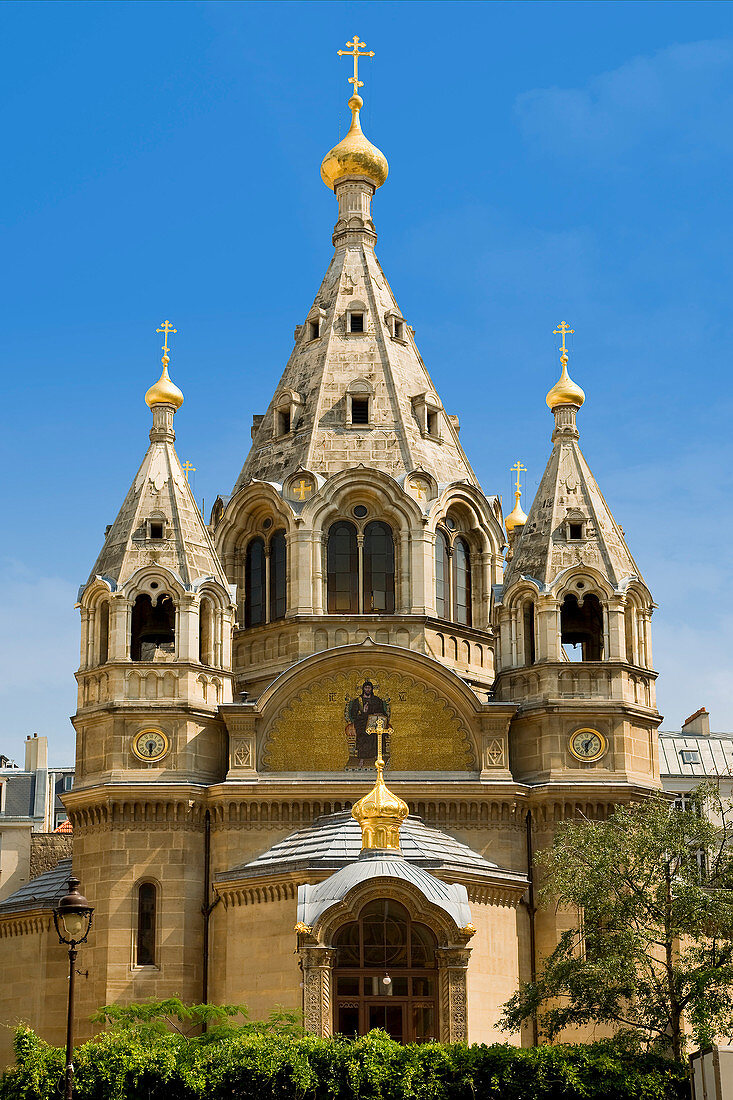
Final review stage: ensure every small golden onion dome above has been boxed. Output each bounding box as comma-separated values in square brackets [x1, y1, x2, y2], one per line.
[505, 491, 528, 532]
[321, 95, 389, 191]
[352, 749, 408, 852]
[145, 361, 184, 410]
[546, 360, 585, 411]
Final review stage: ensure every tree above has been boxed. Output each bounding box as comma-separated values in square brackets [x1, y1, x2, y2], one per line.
[501, 785, 733, 1059]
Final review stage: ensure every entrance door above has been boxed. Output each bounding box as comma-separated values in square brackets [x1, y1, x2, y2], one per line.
[333, 899, 439, 1043]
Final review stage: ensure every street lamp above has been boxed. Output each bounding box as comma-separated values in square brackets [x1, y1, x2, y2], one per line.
[53, 877, 94, 1100]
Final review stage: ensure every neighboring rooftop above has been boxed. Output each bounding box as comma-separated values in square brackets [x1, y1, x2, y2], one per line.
[0, 857, 72, 914]
[659, 709, 733, 778]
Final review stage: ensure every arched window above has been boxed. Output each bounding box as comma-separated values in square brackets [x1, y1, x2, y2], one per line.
[523, 600, 535, 665]
[269, 530, 287, 622]
[327, 522, 358, 613]
[98, 601, 109, 664]
[561, 592, 603, 661]
[130, 594, 175, 661]
[452, 538, 471, 626]
[136, 882, 157, 967]
[244, 538, 266, 628]
[363, 522, 395, 613]
[434, 533, 450, 619]
[199, 597, 214, 666]
[333, 899, 438, 1043]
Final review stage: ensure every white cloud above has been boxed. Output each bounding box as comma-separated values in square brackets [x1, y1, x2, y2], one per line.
[516, 40, 733, 164]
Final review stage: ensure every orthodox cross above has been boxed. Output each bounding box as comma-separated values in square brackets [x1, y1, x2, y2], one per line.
[294, 479, 313, 501]
[156, 320, 177, 364]
[337, 36, 374, 95]
[374, 715, 386, 769]
[510, 461, 526, 494]
[182, 461, 196, 481]
[553, 321, 574, 363]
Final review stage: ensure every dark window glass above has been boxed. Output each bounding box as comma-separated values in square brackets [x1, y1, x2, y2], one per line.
[327, 522, 358, 613]
[245, 538, 266, 627]
[569, 523, 583, 540]
[435, 532, 450, 618]
[523, 601, 535, 665]
[149, 522, 164, 540]
[452, 538, 471, 626]
[309, 320, 320, 340]
[99, 601, 109, 664]
[269, 531, 287, 622]
[278, 410, 291, 435]
[351, 397, 369, 424]
[363, 521, 395, 613]
[137, 883, 156, 966]
[394, 320, 404, 339]
[350, 312, 364, 333]
[426, 411, 438, 436]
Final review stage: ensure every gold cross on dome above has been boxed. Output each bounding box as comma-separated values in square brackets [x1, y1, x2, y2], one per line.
[182, 461, 196, 481]
[294, 479, 313, 501]
[510, 460, 526, 493]
[156, 320, 177, 363]
[337, 36, 374, 95]
[375, 715, 386, 769]
[553, 321, 574, 363]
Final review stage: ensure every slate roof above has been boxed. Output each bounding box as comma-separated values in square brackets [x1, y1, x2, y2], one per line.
[0, 858, 72, 914]
[297, 850, 473, 931]
[217, 811, 525, 884]
[659, 733, 733, 778]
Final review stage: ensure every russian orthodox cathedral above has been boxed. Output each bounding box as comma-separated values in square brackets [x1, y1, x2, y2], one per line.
[0, 40, 660, 1057]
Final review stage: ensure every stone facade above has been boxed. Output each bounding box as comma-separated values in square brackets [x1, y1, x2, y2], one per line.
[0, 88, 663, 1065]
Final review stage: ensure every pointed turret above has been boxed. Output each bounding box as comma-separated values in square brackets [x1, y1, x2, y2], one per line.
[85, 324, 229, 595]
[504, 324, 643, 591]
[231, 42, 478, 492]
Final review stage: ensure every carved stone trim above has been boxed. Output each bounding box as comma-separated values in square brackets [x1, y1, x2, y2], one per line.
[437, 947, 470, 1042]
[300, 946, 336, 1036]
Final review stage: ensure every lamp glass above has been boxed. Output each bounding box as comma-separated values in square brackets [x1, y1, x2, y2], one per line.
[61, 911, 85, 939]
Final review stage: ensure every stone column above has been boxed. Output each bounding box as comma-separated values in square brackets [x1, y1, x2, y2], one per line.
[480, 551, 492, 630]
[312, 535, 324, 614]
[264, 545, 271, 624]
[357, 534, 365, 614]
[606, 599, 626, 661]
[300, 947, 336, 1037]
[110, 595, 131, 661]
[437, 947, 471, 1043]
[177, 594, 199, 662]
[398, 531, 410, 613]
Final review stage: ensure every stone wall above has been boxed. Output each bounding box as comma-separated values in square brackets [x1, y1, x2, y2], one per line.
[30, 833, 73, 879]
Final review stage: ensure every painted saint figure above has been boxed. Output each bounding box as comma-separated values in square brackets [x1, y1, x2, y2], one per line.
[344, 680, 391, 768]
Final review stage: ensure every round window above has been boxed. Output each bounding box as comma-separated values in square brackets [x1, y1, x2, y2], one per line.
[149, 582, 159, 590]
[576, 581, 585, 590]
[353, 505, 368, 518]
[444, 517, 456, 531]
[263, 517, 273, 530]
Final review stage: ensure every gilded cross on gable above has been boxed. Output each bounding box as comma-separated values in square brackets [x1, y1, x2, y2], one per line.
[412, 479, 428, 500]
[294, 479, 313, 501]
[553, 321, 574, 364]
[510, 461, 526, 494]
[337, 36, 374, 95]
[182, 461, 196, 481]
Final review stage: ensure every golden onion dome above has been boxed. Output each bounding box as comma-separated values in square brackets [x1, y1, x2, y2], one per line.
[505, 491, 528, 532]
[145, 361, 184, 410]
[546, 359, 585, 411]
[352, 728, 408, 851]
[321, 95, 389, 191]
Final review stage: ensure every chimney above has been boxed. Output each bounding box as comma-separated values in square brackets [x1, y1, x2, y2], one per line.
[24, 734, 48, 772]
[681, 708, 710, 737]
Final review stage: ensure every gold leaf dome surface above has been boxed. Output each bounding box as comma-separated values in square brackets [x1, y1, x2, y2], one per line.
[505, 491, 528, 532]
[145, 362, 184, 410]
[352, 741, 408, 852]
[545, 361, 585, 410]
[321, 95, 389, 191]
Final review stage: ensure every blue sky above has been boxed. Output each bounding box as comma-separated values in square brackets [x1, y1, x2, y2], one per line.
[1, 0, 732, 765]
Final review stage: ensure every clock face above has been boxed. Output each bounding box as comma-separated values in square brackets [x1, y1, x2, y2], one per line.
[569, 728, 606, 763]
[132, 729, 169, 763]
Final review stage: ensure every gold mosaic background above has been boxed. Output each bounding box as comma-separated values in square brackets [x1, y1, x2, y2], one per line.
[261, 668, 476, 772]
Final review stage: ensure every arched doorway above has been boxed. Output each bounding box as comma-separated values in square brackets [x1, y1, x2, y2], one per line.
[332, 899, 438, 1042]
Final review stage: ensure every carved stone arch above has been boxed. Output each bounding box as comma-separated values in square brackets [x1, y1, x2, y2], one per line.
[122, 565, 186, 603]
[430, 483, 504, 557]
[215, 482, 296, 562]
[304, 467, 424, 535]
[552, 566, 615, 604]
[346, 377, 375, 396]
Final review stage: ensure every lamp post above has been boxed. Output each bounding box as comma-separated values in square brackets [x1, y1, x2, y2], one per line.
[53, 877, 94, 1100]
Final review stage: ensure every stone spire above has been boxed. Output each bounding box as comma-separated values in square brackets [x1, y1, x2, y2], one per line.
[82, 328, 229, 595]
[231, 43, 479, 493]
[504, 328, 644, 592]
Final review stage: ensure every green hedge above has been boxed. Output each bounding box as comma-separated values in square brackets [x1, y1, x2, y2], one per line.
[0, 1027, 690, 1100]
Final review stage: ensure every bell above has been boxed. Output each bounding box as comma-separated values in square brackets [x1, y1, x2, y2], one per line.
[137, 599, 174, 646]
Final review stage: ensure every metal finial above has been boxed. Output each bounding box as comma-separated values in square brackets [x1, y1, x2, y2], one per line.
[510, 460, 527, 495]
[337, 35, 374, 97]
[156, 320, 177, 366]
[553, 321, 574, 366]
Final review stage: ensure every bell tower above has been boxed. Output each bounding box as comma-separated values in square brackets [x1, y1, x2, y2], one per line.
[493, 324, 660, 790]
[67, 327, 236, 1030]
